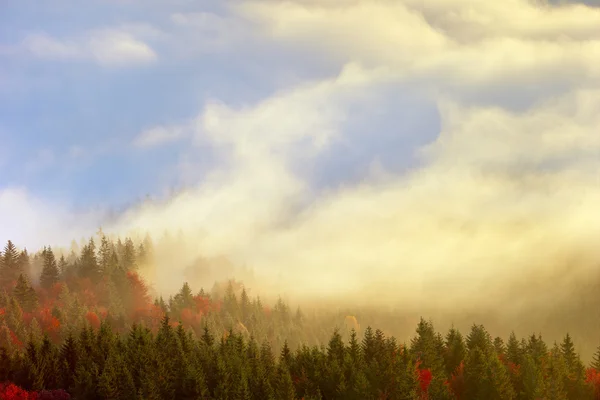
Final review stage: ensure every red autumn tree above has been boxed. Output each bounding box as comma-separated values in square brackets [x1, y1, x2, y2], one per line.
[37, 307, 61, 342]
[10, 330, 22, 349]
[447, 361, 466, 400]
[587, 368, 600, 399]
[126, 271, 151, 318]
[193, 295, 212, 315]
[418, 366, 433, 399]
[85, 311, 101, 330]
[0, 382, 34, 399]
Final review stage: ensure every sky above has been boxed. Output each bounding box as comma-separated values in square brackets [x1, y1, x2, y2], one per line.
[2, 0, 600, 309]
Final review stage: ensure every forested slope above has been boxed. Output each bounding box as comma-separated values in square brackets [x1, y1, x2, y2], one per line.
[1, 236, 600, 399]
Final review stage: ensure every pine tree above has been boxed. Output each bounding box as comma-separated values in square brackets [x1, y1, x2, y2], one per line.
[60, 332, 79, 390]
[174, 282, 194, 312]
[464, 346, 491, 399]
[107, 249, 120, 277]
[97, 352, 121, 399]
[274, 363, 296, 400]
[240, 287, 251, 323]
[0, 322, 13, 354]
[28, 318, 42, 344]
[0, 347, 11, 382]
[487, 347, 515, 399]
[560, 333, 587, 400]
[40, 246, 60, 290]
[223, 281, 241, 321]
[13, 274, 37, 312]
[39, 334, 60, 390]
[137, 243, 147, 266]
[506, 332, 522, 365]
[17, 249, 30, 278]
[494, 337, 506, 356]
[98, 235, 113, 276]
[521, 354, 545, 399]
[591, 345, 600, 370]
[542, 342, 568, 400]
[327, 328, 346, 364]
[122, 238, 137, 271]
[72, 362, 100, 400]
[0, 240, 21, 287]
[445, 326, 467, 375]
[561, 333, 577, 368]
[466, 324, 493, 354]
[13, 275, 29, 306]
[58, 255, 68, 277]
[7, 297, 24, 337]
[407, 319, 451, 399]
[526, 333, 548, 367]
[79, 238, 99, 279]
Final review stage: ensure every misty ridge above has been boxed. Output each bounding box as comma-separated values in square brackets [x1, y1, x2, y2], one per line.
[0, 232, 600, 399]
[3, 0, 600, 398]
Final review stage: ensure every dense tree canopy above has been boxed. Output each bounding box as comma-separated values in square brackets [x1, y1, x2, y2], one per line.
[0, 236, 599, 399]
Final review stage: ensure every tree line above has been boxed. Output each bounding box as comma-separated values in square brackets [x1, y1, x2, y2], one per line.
[2, 313, 600, 399]
[1, 237, 600, 399]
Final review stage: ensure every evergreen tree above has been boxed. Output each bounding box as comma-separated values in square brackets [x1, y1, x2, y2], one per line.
[58, 255, 68, 277]
[521, 354, 544, 400]
[1, 240, 21, 287]
[173, 282, 194, 312]
[79, 238, 99, 280]
[464, 346, 492, 399]
[560, 333, 587, 400]
[40, 247, 60, 290]
[17, 249, 31, 279]
[591, 345, 600, 370]
[28, 318, 42, 344]
[445, 326, 467, 375]
[274, 363, 296, 400]
[98, 351, 137, 400]
[122, 238, 137, 271]
[0, 322, 14, 354]
[60, 332, 79, 390]
[526, 333, 548, 368]
[410, 318, 451, 399]
[13, 274, 37, 312]
[98, 235, 113, 276]
[506, 332, 522, 365]
[542, 342, 568, 400]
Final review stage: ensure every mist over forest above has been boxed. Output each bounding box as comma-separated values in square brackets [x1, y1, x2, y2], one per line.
[3, 0, 600, 398]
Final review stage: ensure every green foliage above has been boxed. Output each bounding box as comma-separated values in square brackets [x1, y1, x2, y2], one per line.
[40, 247, 60, 290]
[0, 235, 600, 399]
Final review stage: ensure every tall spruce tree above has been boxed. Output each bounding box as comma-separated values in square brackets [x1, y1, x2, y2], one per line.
[1, 240, 21, 287]
[17, 249, 30, 279]
[122, 238, 137, 271]
[14, 274, 37, 312]
[40, 246, 60, 290]
[98, 235, 113, 276]
[79, 238, 99, 280]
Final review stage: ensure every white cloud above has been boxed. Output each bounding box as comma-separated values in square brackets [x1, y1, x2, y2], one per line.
[0, 188, 102, 251]
[103, 47, 600, 314]
[167, 11, 255, 54]
[22, 34, 79, 59]
[77, 0, 600, 309]
[87, 29, 157, 66]
[7, 0, 600, 340]
[22, 27, 157, 67]
[236, 0, 600, 88]
[133, 125, 186, 148]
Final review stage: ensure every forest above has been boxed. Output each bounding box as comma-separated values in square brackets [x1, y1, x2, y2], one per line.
[1, 236, 600, 399]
